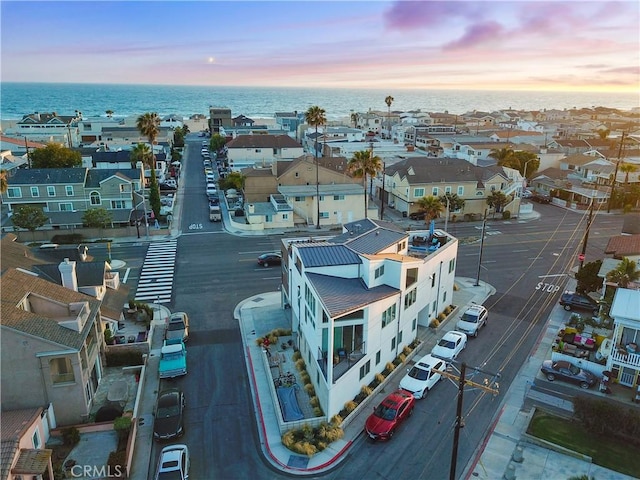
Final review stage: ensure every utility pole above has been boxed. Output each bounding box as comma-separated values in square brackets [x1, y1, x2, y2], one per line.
[24, 136, 31, 168]
[380, 162, 386, 220]
[579, 196, 595, 271]
[431, 362, 500, 480]
[607, 131, 626, 213]
[474, 210, 487, 286]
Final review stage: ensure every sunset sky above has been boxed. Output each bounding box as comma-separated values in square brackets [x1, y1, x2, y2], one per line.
[1, 1, 639, 93]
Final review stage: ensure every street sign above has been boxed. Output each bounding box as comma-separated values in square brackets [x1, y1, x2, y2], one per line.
[578, 253, 585, 262]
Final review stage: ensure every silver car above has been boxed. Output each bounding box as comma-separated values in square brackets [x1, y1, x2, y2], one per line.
[166, 312, 189, 342]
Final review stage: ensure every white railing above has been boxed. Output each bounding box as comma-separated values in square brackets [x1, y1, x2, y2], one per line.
[610, 349, 640, 368]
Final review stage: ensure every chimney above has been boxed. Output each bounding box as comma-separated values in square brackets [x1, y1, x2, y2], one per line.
[58, 258, 78, 291]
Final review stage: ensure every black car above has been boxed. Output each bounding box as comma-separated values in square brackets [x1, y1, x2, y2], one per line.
[257, 253, 281, 267]
[409, 211, 426, 221]
[531, 193, 551, 203]
[559, 291, 599, 313]
[540, 360, 597, 389]
[153, 388, 185, 440]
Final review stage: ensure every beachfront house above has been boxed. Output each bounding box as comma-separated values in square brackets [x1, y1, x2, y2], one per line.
[281, 218, 458, 418]
[607, 288, 640, 389]
[226, 134, 304, 170]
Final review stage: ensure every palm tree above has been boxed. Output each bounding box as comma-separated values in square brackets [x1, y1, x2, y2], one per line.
[350, 112, 359, 129]
[606, 258, 640, 288]
[488, 147, 515, 165]
[136, 112, 160, 168]
[348, 150, 383, 218]
[305, 106, 326, 229]
[385, 96, 394, 139]
[415, 195, 444, 223]
[620, 162, 638, 185]
[487, 191, 509, 218]
[105, 110, 114, 118]
[130, 143, 152, 168]
[0, 171, 7, 195]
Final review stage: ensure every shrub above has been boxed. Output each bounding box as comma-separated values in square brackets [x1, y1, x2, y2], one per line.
[430, 319, 440, 329]
[292, 441, 318, 456]
[51, 233, 84, 244]
[281, 430, 296, 448]
[438, 313, 447, 321]
[313, 406, 324, 417]
[398, 353, 407, 363]
[304, 384, 315, 396]
[276, 328, 292, 336]
[385, 361, 396, 373]
[106, 350, 144, 367]
[330, 414, 343, 427]
[344, 401, 357, 413]
[292, 350, 302, 361]
[361, 385, 373, 397]
[295, 359, 306, 371]
[310, 396, 320, 408]
[403, 345, 412, 356]
[502, 210, 511, 220]
[62, 427, 80, 446]
[300, 372, 311, 385]
[375, 373, 385, 384]
[113, 416, 132, 443]
[255, 338, 264, 346]
[107, 450, 126, 470]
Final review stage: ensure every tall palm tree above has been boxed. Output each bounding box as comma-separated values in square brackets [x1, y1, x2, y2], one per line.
[130, 143, 152, 168]
[606, 258, 640, 288]
[488, 147, 515, 165]
[136, 112, 160, 168]
[620, 162, 638, 185]
[415, 195, 444, 223]
[305, 106, 326, 229]
[385, 96, 394, 139]
[348, 150, 383, 218]
[350, 112, 359, 129]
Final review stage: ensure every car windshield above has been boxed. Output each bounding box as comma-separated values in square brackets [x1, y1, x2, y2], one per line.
[569, 364, 580, 375]
[438, 339, 455, 349]
[158, 404, 180, 417]
[408, 366, 429, 381]
[168, 322, 185, 331]
[163, 352, 183, 361]
[157, 468, 182, 480]
[373, 404, 398, 421]
[461, 312, 479, 323]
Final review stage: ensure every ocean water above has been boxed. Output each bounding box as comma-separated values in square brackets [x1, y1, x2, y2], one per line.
[1, 82, 638, 121]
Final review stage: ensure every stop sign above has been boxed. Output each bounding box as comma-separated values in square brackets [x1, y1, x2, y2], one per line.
[578, 253, 585, 262]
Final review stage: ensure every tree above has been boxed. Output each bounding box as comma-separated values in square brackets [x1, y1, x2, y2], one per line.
[575, 259, 603, 294]
[30, 144, 82, 168]
[606, 258, 640, 288]
[130, 143, 152, 168]
[512, 151, 540, 177]
[105, 110, 114, 118]
[218, 172, 244, 191]
[415, 195, 444, 223]
[149, 169, 161, 220]
[385, 95, 394, 139]
[0, 171, 7, 194]
[348, 150, 383, 218]
[596, 128, 610, 140]
[620, 162, 638, 185]
[488, 147, 514, 165]
[136, 112, 160, 168]
[486, 191, 509, 218]
[305, 105, 327, 229]
[209, 133, 226, 153]
[350, 112, 359, 129]
[439, 193, 465, 219]
[11, 205, 48, 241]
[82, 207, 112, 239]
[173, 128, 185, 148]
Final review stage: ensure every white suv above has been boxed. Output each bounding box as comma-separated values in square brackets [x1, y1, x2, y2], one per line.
[399, 354, 446, 399]
[456, 304, 488, 338]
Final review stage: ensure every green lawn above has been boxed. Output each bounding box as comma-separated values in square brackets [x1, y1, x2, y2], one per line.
[527, 410, 640, 478]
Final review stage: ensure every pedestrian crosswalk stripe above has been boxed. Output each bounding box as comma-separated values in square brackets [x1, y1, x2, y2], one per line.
[135, 240, 177, 305]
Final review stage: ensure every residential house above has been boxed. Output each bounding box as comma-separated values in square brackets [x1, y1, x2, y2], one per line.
[0, 150, 28, 176]
[489, 130, 547, 146]
[355, 111, 384, 134]
[384, 157, 521, 219]
[607, 289, 640, 389]
[232, 115, 255, 127]
[4, 167, 142, 228]
[1, 267, 104, 426]
[160, 114, 183, 129]
[281, 218, 458, 418]
[12, 112, 82, 147]
[604, 234, 640, 263]
[0, 135, 46, 159]
[91, 149, 134, 169]
[209, 106, 233, 133]
[226, 134, 304, 170]
[0, 406, 56, 480]
[241, 156, 366, 229]
[275, 111, 305, 137]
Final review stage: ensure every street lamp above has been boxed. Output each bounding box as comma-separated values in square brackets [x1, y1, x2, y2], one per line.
[522, 159, 533, 196]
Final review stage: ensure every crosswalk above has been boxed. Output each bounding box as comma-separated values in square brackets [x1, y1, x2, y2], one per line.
[134, 240, 177, 304]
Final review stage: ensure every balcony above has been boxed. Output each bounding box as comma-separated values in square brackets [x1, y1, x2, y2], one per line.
[51, 373, 75, 384]
[317, 342, 367, 383]
[610, 343, 640, 368]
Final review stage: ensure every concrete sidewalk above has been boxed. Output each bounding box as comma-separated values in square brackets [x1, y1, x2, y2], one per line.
[235, 276, 496, 475]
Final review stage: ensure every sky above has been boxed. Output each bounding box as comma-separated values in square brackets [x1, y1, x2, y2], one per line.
[1, 1, 639, 93]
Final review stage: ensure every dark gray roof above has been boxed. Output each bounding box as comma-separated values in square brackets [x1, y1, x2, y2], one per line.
[307, 273, 398, 318]
[35, 262, 106, 287]
[85, 168, 139, 187]
[8, 168, 87, 185]
[329, 219, 408, 255]
[296, 244, 361, 267]
[92, 150, 133, 164]
[385, 157, 509, 185]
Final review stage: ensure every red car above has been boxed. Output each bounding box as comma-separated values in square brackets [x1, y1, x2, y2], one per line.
[364, 389, 415, 441]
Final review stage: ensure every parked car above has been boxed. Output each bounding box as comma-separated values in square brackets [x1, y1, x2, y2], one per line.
[522, 189, 533, 198]
[399, 354, 445, 399]
[206, 183, 218, 197]
[162, 179, 177, 189]
[531, 193, 551, 203]
[154, 444, 190, 480]
[154, 389, 185, 441]
[456, 304, 488, 338]
[159, 339, 187, 379]
[540, 360, 597, 389]
[559, 291, 599, 313]
[364, 389, 415, 441]
[166, 312, 189, 342]
[409, 211, 426, 221]
[431, 331, 467, 360]
[257, 253, 281, 267]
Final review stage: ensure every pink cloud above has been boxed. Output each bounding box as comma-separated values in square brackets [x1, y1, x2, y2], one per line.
[383, 0, 484, 30]
[442, 21, 505, 51]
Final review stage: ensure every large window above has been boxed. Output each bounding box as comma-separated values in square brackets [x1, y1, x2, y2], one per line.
[333, 195, 345, 200]
[405, 268, 418, 288]
[7, 187, 21, 198]
[382, 303, 396, 328]
[90, 191, 101, 205]
[374, 265, 385, 279]
[305, 284, 316, 319]
[30, 186, 39, 197]
[50, 357, 75, 384]
[334, 324, 364, 354]
[65, 186, 74, 196]
[414, 188, 425, 198]
[111, 200, 126, 209]
[60, 203, 73, 212]
[404, 288, 417, 309]
[47, 186, 56, 197]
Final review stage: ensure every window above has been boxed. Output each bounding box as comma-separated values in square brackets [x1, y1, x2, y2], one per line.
[111, 200, 126, 209]
[457, 186, 464, 196]
[398, 331, 403, 344]
[412, 318, 417, 331]
[449, 258, 455, 273]
[405, 268, 418, 288]
[359, 360, 370, 380]
[432, 187, 438, 196]
[294, 196, 305, 201]
[50, 357, 74, 384]
[265, 215, 272, 223]
[382, 304, 397, 328]
[282, 213, 289, 220]
[404, 288, 417, 309]
[443, 291, 447, 303]
[333, 195, 345, 200]
[65, 186, 74, 196]
[476, 191, 484, 196]
[320, 212, 329, 219]
[60, 203, 73, 212]
[413, 188, 425, 197]
[30, 186, 39, 197]
[119, 184, 131, 193]
[391, 337, 396, 351]
[32, 429, 41, 449]
[47, 186, 56, 197]
[376, 350, 381, 365]
[374, 265, 385, 279]
[295, 172, 299, 178]
[305, 284, 316, 318]
[7, 187, 21, 198]
[319, 195, 325, 201]
[90, 191, 101, 205]
[445, 186, 452, 194]
[432, 273, 436, 287]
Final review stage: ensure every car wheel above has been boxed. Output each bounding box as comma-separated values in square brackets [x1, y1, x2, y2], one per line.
[408, 407, 414, 416]
[563, 305, 572, 311]
[388, 429, 395, 439]
[580, 382, 590, 389]
[422, 388, 428, 398]
[546, 373, 556, 381]
[473, 330, 478, 338]
[262, 262, 269, 267]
